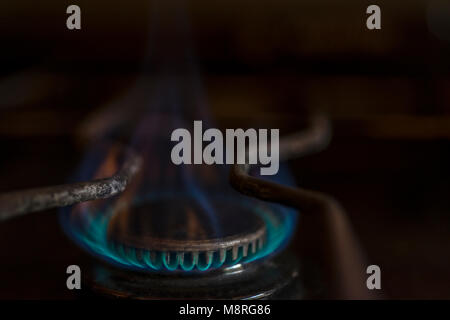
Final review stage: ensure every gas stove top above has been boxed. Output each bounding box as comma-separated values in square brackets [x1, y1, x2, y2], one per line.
[1, 0, 450, 303]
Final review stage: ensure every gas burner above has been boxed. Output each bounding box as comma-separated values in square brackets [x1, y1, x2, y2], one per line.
[107, 195, 267, 271]
[0, 115, 373, 298]
[88, 251, 305, 299]
[63, 191, 296, 273]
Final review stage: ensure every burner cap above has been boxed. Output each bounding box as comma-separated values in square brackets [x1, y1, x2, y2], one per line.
[107, 195, 266, 271]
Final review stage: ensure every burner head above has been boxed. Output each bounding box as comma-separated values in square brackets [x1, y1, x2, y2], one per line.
[61, 191, 297, 274]
[107, 196, 266, 271]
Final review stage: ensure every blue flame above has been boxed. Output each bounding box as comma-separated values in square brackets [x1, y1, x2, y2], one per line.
[59, 1, 299, 273]
[60, 166, 298, 273]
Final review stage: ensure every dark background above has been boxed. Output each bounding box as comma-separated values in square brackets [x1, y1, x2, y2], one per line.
[0, 0, 449, 299]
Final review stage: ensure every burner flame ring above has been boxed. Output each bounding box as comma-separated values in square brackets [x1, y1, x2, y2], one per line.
[107, 195, 267, 272]
[62, 192, 296, 273]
